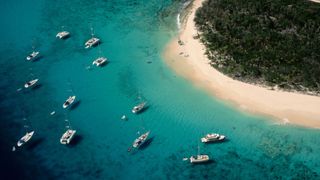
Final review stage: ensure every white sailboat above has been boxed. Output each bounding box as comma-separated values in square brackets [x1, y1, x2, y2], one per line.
[24, 79, 39, 88]
[190, 145, 210, 164]
[63, 81, 77, 109]
[128, 130, 150, 151]
[56, 26, 70, 39]
[132, 102, 146, 114]
[17, 131, 35, 147]
[26, 51, 39, 61]
[85, 27, 100, 48]
[92, 46, 108, 66]
[60, 119, 76, 144]
[63, 96, 76, 108]
[15, 118, 34, 148]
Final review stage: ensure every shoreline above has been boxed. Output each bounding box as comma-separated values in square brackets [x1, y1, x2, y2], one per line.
[163, 0, 320, 128]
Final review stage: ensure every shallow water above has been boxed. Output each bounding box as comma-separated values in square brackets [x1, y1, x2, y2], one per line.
[0, 0, 319, 179]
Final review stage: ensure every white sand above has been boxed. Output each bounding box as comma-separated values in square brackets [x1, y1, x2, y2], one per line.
[163, 0, 320, 128]
[310, 0, 320, 3]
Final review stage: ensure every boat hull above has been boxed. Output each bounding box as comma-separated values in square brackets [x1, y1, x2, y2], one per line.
[24, 79, 39, 88]
[201, 134, 225, 143]
[63, 96, 76, 109]
[60, 129, 76, 144]
[17, 131, 34, 147]
[190, 155, 210, 164]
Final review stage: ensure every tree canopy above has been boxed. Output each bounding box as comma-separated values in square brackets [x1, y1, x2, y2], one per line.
[195, 0, 320, 92]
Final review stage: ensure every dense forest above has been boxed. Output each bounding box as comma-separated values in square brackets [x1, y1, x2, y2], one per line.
[194, 0, 320, 93]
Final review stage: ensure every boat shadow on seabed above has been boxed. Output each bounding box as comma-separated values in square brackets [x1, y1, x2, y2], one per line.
[69, 100, 81, 110]
[136, 105, 150, 114]
[68, 135, 83, 147]
[138, 136, 154, 150]
[26, 137, 44, 150]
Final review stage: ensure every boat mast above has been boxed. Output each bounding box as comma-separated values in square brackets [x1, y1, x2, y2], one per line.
[67, 79, 75, 95]
[29, 68, 34, 79]
[64, 112, 72, 130]
[90, 26, 94, 38]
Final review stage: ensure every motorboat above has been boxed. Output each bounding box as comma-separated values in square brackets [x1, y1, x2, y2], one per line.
[85, 37, 100, 48]
[190, 155, 210, 164]
[92, 57, 107, 66]
[132, 131, 150, 148]
[56, 31, 70, 39]
[201, 133, 225, 143]
[63, 96, 76, 109]
[132, 102, 146, 114]
[60, 129, 76, 144]
[17, 131, 34, 147]
[26, 51, 39, 61]
[24, 79, 39, 88]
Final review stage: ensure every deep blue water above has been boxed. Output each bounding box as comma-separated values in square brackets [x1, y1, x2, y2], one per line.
[0, 0, 320, 179]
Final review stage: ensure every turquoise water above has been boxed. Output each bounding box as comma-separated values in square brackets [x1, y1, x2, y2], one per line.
[1, 0, 320, 179]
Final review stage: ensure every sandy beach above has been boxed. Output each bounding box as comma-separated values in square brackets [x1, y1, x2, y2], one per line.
[163, 0, 320, 128]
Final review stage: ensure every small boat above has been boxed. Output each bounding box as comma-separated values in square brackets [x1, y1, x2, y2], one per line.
[92, 57, 107, 66]
[56, 31, 70, 39]
[63, 96, 76, 109]
[17, 131, 34, 147]
[132, 131, 150, 149]
[190, 155, 210, 164]
[132, 102, 146, 114]
[201, 133, 225, 143]
[121, 115, 127, 120]
[26, 51, 39, 61]
[60, 129, 76, 144]
[85, 27, 100, 48]
[190, 145, 210, 164]
[24, 79, 39, 88]
[85, 37, 100, 48]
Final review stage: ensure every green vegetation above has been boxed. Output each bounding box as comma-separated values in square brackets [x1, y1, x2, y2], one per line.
[194, 0, 320, 93]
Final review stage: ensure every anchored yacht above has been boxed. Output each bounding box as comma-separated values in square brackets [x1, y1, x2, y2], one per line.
[26, 51, 39, 61]
[17, 131, 34, 147]
[60, 129, 76, 144]
[63, 96, 76, 109]
[56, 31, 70, 39]
[132, 102, 146, 114]
[131, 131, 150, 149]
[92, 57, 107, 66]
[24, 79, 38, 88]
[201, 133, 225, 143]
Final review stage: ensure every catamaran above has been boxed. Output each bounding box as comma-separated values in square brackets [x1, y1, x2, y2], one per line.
[56, 31, 70, 39]
[60, 129, 76, 144]
[24, 79, 39, 88]
[17, 131, 34, 147]
[129, 131, 150, 150]
[92, 57, 107, 66]
[26, 51, 39, 61]
[85, 27, 100, 48]
[85, 37, 100, 48]
[132, 102, 146, 114]
[63, 96, 76, 109]
[190, 145, 210, 164]
[201, 133, 225, 143]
